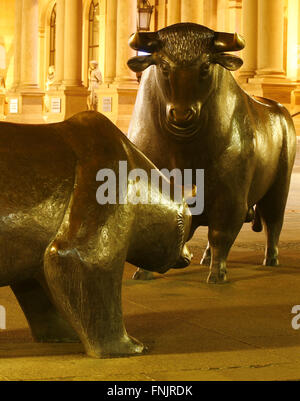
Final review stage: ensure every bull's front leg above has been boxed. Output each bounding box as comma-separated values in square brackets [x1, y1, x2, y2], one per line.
[200, 242, 211, 266]
[132, 268, 154, 280]
[207, 211, 245, 284]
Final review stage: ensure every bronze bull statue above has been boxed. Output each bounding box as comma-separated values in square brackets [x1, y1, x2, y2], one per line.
[127, 23, 297, 284]
[0, 111, 192, 357]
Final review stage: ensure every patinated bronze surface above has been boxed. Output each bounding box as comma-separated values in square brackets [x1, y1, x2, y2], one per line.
[0, 111, 192, 357]
[127, 23, 297, 284]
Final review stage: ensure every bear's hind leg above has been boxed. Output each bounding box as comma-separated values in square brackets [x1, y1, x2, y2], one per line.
[11, 276, 79, 343]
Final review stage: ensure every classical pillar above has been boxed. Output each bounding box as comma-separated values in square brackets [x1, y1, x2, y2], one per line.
[239, 0, 258, 82]
[54, 0, 65, 87]
[203, 0, 217, 30]
[181, 0, 203, 24]
[20, 0, 40, 89]
[256, 0, 285, 78]
[217, 0, 229, 32]
[114, 0, 136, 84]
[248, 0, 297, 107]
[290, 0, 300, 118]
[167, 0, 181, 25]
[7, 0, 44, 123]
[63, 0, 83, 87]
[111, 0, 138, 133]
[11, 0, 22, 91]
[104, 0, 117, 84]
[46, 0, 88, 122]
[228, 0, 242, 34]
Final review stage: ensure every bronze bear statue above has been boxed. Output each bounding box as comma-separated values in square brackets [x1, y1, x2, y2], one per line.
[0, 111, 192, 357]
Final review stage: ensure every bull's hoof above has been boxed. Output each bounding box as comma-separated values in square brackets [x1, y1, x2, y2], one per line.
[207, 271, 227, 284]
[132, 268, 154, 280]
[87, 335, 147, 358]
[200, 256, 211, 266]
[263, 257, 279, 267]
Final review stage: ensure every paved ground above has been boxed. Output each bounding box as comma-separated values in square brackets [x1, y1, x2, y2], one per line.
[0, 141, 299, 381]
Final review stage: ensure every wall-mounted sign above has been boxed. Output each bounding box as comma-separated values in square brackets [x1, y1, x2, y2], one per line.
[102, 97, 112, 113]
[9, 99, 18, 114]
[51, 98, 61, 113]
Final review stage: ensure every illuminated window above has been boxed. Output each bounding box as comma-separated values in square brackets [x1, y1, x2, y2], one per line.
[49, 4, 56, 67]
[88, 0, 100, 65]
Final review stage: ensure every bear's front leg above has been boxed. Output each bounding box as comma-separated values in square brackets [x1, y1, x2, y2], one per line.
[44, 242, 145, 358]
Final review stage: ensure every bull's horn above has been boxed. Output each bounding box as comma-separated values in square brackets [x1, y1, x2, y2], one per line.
[129, 32, 162, 53]
[214, 32, 245, 52]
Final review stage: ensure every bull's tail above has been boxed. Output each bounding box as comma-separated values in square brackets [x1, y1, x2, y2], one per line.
[252, 206, 263, 233]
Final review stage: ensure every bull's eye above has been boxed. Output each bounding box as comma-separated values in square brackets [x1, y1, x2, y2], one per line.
[199, 63, 210, 78]
[160, 62, 170, 76]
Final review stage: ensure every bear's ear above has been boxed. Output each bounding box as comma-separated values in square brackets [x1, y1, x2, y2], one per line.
[127, 55, 156, 72]
[213, 53, 243, 71]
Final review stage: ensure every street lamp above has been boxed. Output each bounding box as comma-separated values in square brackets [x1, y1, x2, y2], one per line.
[137, 0, 154, 31]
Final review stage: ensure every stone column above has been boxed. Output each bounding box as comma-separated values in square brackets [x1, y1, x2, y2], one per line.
[114, 0, 136, 84]
[217, 0, 229, 32]
[167, 0, 181, 25]
[181, 0, 203, 24]
[112, 0, 138, 133]
[46, 0, 88, 122]
[20, 0, 40, 89]
[239, 0, 258, 82]
[54, 0, 65, 87]
[63, 0, 83, 87]
[203, 0, 217, 30]
[290, 0, 300, 119]
[298, 1, 300, 82]
[248, 0, 297, 107]
[7, 0, 44, 123]
[256, 0, 285, 78]
[11, 0, 22, 91]
[104, 0, 117, 84]
[228, 0, 242, 35]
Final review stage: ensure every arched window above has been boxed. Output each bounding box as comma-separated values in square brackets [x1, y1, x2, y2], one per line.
[88, 0, 100, 65]
[49, 4, 56, 67]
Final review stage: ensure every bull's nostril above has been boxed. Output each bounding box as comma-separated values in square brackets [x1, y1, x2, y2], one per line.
[167, 106, 196, 125]
[170, 108, 176, 121]
[185, 110, 194, 121]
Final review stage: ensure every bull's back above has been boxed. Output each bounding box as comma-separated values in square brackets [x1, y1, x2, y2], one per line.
[247, 94, 296, 203]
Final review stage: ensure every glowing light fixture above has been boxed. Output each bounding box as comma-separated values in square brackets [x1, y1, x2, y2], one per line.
[137, 0, 154, 31]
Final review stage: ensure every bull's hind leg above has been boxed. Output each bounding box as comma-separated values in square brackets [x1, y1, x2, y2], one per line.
[200, 207, 255, 267]
[256, 178, 291, 267]
[207, 206, 246, 284]
[200, 242, 211, 266]
[132, 268, 154, 280]
[44, 242, 145, 358]
[11, 276, 79, 342]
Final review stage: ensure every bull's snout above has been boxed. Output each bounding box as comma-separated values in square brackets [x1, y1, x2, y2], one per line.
[167, 104, 197, 127]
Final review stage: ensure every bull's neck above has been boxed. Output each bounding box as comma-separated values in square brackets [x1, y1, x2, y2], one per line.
[129, 65, 242, 160]
[204, 66, 241, 126]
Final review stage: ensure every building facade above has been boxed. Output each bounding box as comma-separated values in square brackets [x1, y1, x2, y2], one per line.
[0, 0, 299, 133]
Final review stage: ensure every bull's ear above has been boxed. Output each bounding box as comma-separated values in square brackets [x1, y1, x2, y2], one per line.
[213, 53, 243, 71]
[127, 55, 156, 72]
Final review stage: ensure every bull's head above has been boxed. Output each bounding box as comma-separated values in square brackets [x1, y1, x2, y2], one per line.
[127, 23, 245, 140]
